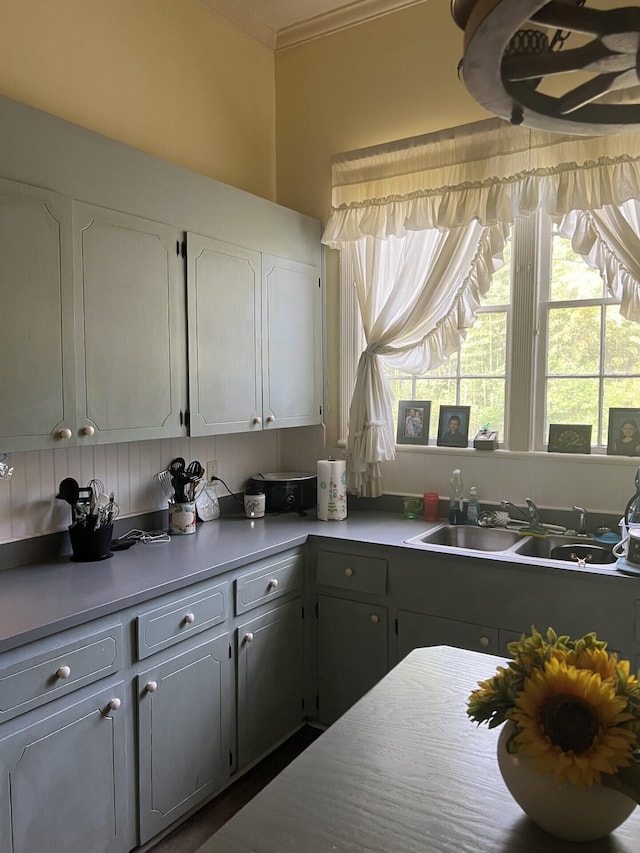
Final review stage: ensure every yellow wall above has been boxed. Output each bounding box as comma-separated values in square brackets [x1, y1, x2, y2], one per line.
[0, 0, 276, 199]
[274, 1, 485, 441]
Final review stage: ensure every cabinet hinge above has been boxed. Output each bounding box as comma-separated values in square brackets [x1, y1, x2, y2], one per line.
[395, 618, 398, 636]
[176, 240, 180, 256]
[179, 410, 183, 426]
[301, 696, 305, 711]
[319, 405, 322, 416]
[184, 409, 190, 428]
[228, 643, 232, 659]
[229, 751, 233, 767]
[177, 239, 186, 258]
[318, 277, 321, 288]
[315, 602, 319, 619]
[316, 694, 319, 711]
[301, 605, 305, 620]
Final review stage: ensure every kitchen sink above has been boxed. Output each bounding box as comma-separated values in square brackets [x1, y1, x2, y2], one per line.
[405, 524, 617, 565]
[405, 524, 523, 552]
[516, 535, 616, 564]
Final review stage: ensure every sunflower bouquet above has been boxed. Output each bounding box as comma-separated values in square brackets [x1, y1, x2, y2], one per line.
[468, 627, 640, 803]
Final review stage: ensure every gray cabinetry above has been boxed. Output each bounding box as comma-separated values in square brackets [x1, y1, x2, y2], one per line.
[137, 632, 232, 843]
[135, 578, 232, 844]
[237, 599, 304, 768]
[315, 547, 388, 725]
[397, 610, 499, 660]
[234, 549, 305, 768]
[186, 233, 322, 435]
[0, 618, 128, 853]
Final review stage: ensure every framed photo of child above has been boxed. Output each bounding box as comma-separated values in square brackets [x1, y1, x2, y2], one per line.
[607, 408, 640, 457]
[396, 401, 431, 446]
[436, 406, 470, 448]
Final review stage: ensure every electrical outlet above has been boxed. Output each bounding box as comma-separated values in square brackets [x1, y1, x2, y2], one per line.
[206, 460, 218, 482]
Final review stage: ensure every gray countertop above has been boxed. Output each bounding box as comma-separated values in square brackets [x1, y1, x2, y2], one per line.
[0, 511, 418, 653]
[0, 510, 635, 654]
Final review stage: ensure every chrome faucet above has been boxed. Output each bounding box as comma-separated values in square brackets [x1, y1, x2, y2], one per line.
[501, 498, 541, 527]
[572, 505, 588, 536]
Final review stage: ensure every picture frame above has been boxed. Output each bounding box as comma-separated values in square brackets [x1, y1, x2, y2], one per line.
[547, 424, 592, 454]
[607, 408, 640, 457]
[396, 401, 431, 445]
[436, 406, 470, 448]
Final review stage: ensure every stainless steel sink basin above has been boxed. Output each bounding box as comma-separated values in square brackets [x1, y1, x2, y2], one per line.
[405, 525, 617, 565]
[516, 535, 616, 564]
[405, 524, 523, 552]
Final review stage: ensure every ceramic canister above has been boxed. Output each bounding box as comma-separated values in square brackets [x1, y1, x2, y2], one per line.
[168, 501, 196, 534]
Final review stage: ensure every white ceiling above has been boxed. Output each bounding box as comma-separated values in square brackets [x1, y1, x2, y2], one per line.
[201, 0, 426, 50]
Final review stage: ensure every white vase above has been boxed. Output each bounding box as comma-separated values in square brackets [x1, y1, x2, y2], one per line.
[497, 722, 637, 843]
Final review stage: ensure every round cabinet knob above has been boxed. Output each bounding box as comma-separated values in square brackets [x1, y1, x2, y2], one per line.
[370, 614, 380, 625]
[244, 632, 254, 643]
[58, 428, 72, 440]
[344, 567, 354, 577]
[479, 636, 490, 648]
[56, 665, 71, 679]
[146, 681, 158, 693]
[108, 697, 121, 711]
[81, 424, 95, 437]
[252, 417, 262, 426]
[267, 578, 278, 589]
[184, 612, 195, 624]
[266, 415, 275, 424]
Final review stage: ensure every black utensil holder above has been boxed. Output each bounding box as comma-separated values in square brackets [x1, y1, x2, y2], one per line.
[69, 523, 114, 561]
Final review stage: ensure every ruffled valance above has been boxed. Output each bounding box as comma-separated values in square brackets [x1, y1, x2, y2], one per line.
[323, 155, 640, 246]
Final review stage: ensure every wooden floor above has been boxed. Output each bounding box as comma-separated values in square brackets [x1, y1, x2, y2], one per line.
[148, 726, 322, 853]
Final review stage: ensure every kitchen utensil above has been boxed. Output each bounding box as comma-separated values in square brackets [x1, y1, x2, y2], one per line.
[56, 477, 80, 506]
[156, 470, 174, 499]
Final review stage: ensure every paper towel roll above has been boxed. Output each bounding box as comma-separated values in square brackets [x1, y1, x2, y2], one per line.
[317, 458, 347, 521]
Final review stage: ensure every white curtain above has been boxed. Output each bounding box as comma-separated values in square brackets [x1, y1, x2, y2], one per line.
[323, 119, 640, 497]
[345, 224, 506, 496]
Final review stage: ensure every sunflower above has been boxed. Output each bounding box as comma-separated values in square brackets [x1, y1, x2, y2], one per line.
[511, 656, 637, 788]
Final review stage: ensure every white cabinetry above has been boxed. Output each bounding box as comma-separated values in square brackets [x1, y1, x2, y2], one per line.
[186, 233, 322, 435]
[0, 177, 186, 450]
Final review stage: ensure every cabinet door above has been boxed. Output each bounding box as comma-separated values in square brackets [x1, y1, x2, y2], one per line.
[0, 681, 128, 853]
[237, 599, 304, 769]
[262, 254, 323, 429]
[186, 233, 262, 435]
[137, 633, 232, 843]
[73, 202, 186, 443]
[0, 178, 76, 450]
[317, 596, 387, 726]
[397, 610, 499, 661]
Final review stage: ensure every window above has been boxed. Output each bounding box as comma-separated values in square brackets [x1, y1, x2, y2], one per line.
[371, 212, 640, 451]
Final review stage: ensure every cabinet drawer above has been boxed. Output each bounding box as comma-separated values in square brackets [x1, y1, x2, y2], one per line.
[0, 623, 123, 724]
[137, 580, 228, 660]
[316, 551, 387, 596]
[235, 553, 302, 615]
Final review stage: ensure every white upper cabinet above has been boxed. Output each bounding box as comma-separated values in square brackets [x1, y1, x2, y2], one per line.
[0, 178, 76, 450]
[187, 235, 322, 436]
[73, 202, 186, 444]
[262, 254, 323, 430]
[0, 178, 187, 451]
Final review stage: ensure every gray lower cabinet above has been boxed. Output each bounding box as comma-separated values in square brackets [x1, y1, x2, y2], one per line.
[0, 679, 129, 853]
[317, 596, 388, 725]
[397, 610, 500, 661]
[137, 632, 232, 844]
[236, 598, 304, 768]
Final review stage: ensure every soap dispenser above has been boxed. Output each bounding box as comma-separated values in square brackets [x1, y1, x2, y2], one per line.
[466, 485, 481, 525]
[449, 469, 464, 525]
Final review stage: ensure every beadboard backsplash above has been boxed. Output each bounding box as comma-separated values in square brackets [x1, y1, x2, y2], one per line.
[0, 426, 327, 546]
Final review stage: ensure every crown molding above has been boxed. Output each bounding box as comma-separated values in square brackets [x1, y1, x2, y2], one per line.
[276, 0, 425, 50]
[201, 0, 426, 51]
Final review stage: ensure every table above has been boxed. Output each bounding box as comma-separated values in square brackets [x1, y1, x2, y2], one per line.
[197, 645, 640, 852]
